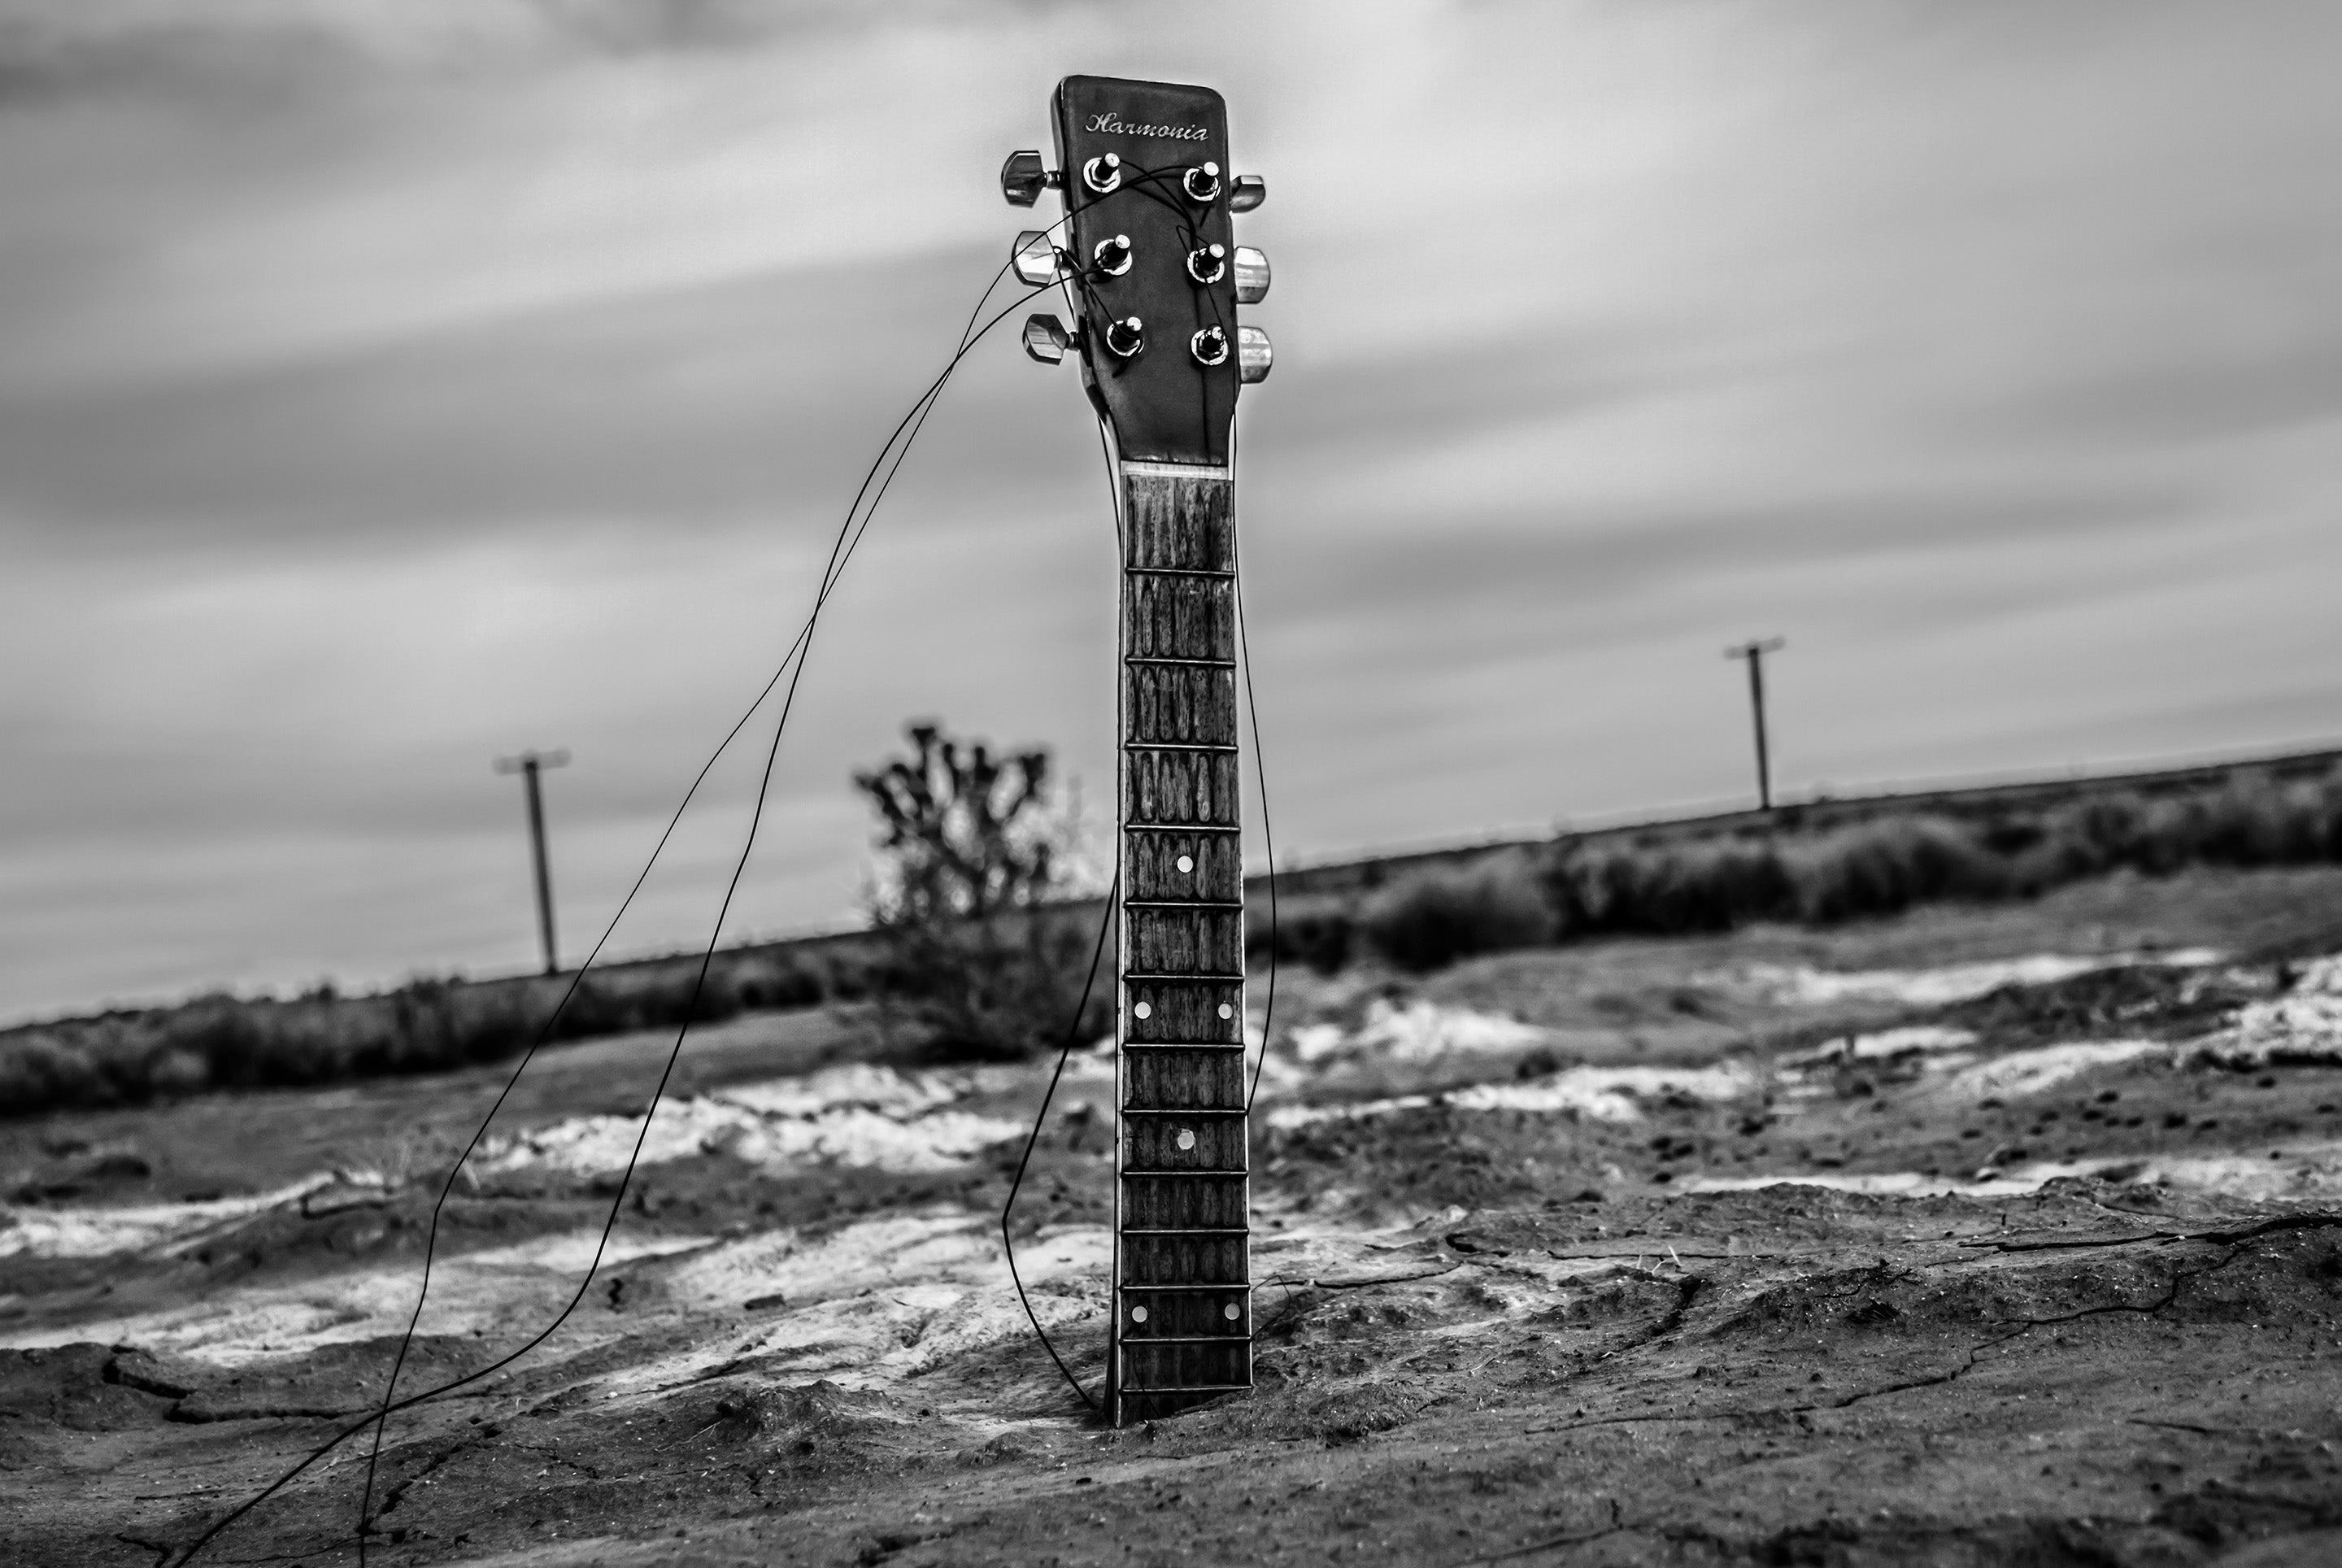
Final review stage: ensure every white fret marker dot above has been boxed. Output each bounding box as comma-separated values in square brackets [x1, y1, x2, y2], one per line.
[1217, 1003, 1234, 1020]
[1176, 1128, 1197, 1151]
[1176, 854, 1194, 873]
[1224, 1303, 1242, 1322]
[1133, 1001, 1151, 1020]
[1130, 1304, 1149, 1324]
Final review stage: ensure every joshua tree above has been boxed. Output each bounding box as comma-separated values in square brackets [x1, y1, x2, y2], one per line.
[854, 721, 1104, 1057]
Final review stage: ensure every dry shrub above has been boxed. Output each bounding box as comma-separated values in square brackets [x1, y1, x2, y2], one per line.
[1248, 894, 1356, 974]
[1360, 853, 1557, 971]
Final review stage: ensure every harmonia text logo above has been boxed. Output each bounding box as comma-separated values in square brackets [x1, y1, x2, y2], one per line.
[1085, 111, 1208, 142]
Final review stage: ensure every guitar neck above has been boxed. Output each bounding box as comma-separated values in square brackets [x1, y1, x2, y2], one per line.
[1110, 459, 1252, 1427]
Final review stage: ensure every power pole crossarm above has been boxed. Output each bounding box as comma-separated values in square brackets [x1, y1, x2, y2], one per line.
[1724, 638, 1785, 812]
[494, 748, 571, 974]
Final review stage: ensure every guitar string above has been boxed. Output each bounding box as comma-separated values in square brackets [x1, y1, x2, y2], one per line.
[172, 265, 1064, 1568]
[344, 264, 1065, 1566]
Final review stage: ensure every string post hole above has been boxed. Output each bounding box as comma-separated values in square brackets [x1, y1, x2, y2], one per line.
[1186, 243, 1228, 285]
[1104, 315, 1145, 359]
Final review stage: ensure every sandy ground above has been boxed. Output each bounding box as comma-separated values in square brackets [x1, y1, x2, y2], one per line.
[6, 865, 2342, 1566]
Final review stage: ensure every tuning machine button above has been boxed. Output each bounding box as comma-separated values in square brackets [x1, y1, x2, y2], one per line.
[1103, 316, 1145, 359]
[1000, 151, 1055, 207]
[1011, 230, 1068, 287]
[1022, 313, 1072, 366]
[1229, 174, 1266, 213]
[1237, 325, 1272, 383]
[1092, 233, 1134, 277]
[1083, 153, 1123, 194]
[1182, 162, 1222, 203]
[1185, 243, 1228, 285]
[1191, 325, 1231, 367]
[1233, 246, 1270, 304]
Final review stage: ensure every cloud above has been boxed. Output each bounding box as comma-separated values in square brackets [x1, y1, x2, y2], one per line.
[2, 1, 2340, 1017]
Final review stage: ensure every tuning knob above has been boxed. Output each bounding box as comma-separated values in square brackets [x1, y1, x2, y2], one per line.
[1184, 243, 1227, 285]
[1000, 151, 1052, 207]
[1229, 174, 1266, 213]
[1083, 152, 1123, 194]
[1237, 325, 1272, 383]
[1011, 230, 1068, 287]
[1022, 313, 1071, 366]
[1233, 246, 1270, 304]
[1191, 325, 1231, 367]
[1092, 233, 1134, 277]
[1182, 162, 1222, 203]
[1103, 316, 1145, 359]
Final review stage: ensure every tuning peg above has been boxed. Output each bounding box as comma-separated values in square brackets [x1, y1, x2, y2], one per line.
[1233, 246, 1270, 304]
[1000, 150, 1055, 207]
[1237, 325, 1273, 384]
[1228, 174, 1266, 213]
[1012, 230, 1068, 286]
[1083, 152, 1123, 194]
[1182, 162, 1222, 203]
[1022, 313, 1071, 365]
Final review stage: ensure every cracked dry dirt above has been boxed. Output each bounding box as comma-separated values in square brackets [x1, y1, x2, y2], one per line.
[7, 865, 2342, 1566]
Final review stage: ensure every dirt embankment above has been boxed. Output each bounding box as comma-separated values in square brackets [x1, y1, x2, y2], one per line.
[7, 865, 2342, 1566]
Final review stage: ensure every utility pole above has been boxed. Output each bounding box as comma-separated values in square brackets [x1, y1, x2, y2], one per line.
[1724, 638, 1785, 811]
[493, 749, 569, 974]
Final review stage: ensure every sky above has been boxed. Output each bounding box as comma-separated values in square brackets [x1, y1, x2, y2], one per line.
[2, 1, 2338, 1022]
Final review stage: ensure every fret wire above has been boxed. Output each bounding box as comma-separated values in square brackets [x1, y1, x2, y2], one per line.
[1118, 1383, 1253, 1395]
[1121, 899, 1243, 910]
[1123, 972, 1247, 982]
[1122, 566, 1235, 578]
[1117, 1283, 1254, 1291]
[1121, 1168, 1247, 1178]
[1123, 656, 1238, 669]
[1119, 1335, 1255, 1345]
[1123, 822, 1241, 834]
[1118, 1107, 1248, 1115]
[1120, 1227, 1249, 1235]
[1117, 1041, 1245, 1052]
[1121, 741, 1238, 753]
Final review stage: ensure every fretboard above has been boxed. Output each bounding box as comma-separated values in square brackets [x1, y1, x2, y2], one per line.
[1110, 460, 1251, 1427]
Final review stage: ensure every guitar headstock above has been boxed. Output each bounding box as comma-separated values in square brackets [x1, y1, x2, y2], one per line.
[1003, 75, 1269, 468]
